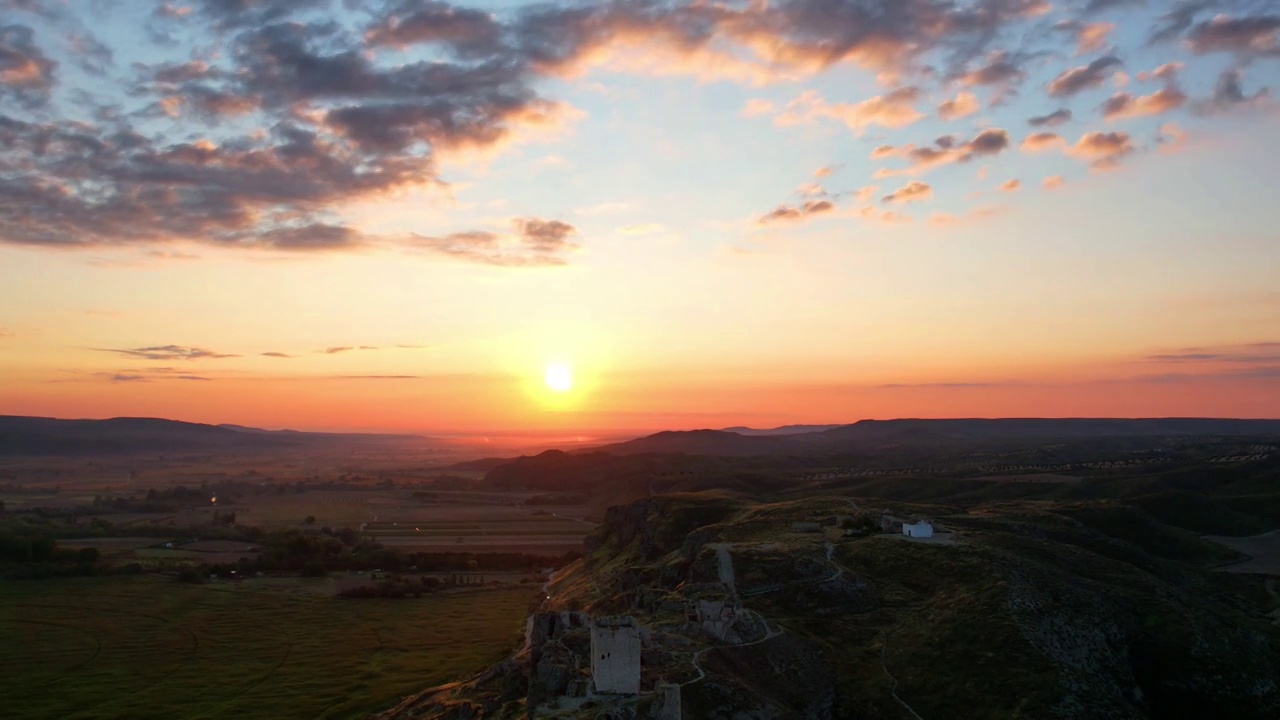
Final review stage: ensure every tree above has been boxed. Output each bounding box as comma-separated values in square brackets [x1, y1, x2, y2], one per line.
[77, 547, 101, 565]
[304, 515, 316, 525]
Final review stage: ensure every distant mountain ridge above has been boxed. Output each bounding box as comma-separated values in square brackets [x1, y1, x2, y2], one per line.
[721, 424, 844, 436]
[0, 415, 426, 456]
[586, 418, 1280, 457]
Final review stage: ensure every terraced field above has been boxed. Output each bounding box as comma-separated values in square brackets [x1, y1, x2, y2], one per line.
[0, 576, 534, 720]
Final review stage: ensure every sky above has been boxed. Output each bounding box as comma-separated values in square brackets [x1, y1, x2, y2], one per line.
[0, 0, 1278, 435]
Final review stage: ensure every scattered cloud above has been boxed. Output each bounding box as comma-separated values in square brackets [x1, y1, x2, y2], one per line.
[1078, 22, 1117, 54]
[813, 165, 841, 178]
[408, 218, 580, 266]
[954, 51, 1027, 91]
[100, 345, 239, 361]
[1196, 68, 1271, 114]
[261, 352, 293, 358]
[1021, 132, 1066, 153]
[1102, 87, 1187, 120]
[742, 98, 775, 117]
[320, 346, 379, 355]
[873, 128, 1011, 176]
[777, 88, 924, 133]
[758, 200, 835, 225]
[882, 181, 933, 204]
[1000, 179, 1021, 192]
[1184, 14, 1280, 58]
[1066, 130, 1136, 170]
[1047, 56, 1123, 97]
[1156, 122, 1190, 154]
[1028, 108, 1073, 127]
[1043, 175, 1066, 190]
[937, 91, 980, 120]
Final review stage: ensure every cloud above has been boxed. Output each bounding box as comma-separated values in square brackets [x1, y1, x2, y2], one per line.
[873, 128, 1010, 175]
[0, 24, 56, 106]
[954, 50, 1027, 89]
[937, 91, 980, 120]
[100, 345, 239, 361]
[741, 98, 775, 117]
[261, 352, 293, 358]
[1028, 108, 1072, 126]
[851, 186, 879, 204]
[1042, 175, 1065, 190]
[320, 346, 379, 355]
[1021, 132, 1066, 153]
[1156, 122, 1190, 154]
[0, 326, 12, 338]
[813, 165, 840, 178]
[1141, 342, 1280, 380]
[1184, 14, 1280, 57]
[1066, 130, 1135, 170]
[1101, 87, 1187, 120]
[1077, 22, 1116, 53]
[1047, 55, 1123, 97]
[1084, 0, 1143, 13]
[999, 179, 1021, 192]
[776, 87, 924, 132]
[758, 199, 835, 225]
[882, 181, 933, 204]
[1196, 68, 1271, 113]
[65, 32, 114, 76]
[409, 217, 580, 266]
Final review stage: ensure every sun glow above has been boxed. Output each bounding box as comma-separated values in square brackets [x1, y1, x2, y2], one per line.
[544, 363, 574, 393]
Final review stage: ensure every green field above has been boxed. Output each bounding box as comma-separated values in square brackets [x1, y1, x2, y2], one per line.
[0, 576, 534, 720]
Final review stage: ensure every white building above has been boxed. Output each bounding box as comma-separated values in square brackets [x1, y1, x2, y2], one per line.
[902, 520, 933, 538]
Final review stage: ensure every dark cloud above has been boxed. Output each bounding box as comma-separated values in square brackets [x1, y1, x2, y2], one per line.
[758, 199, 836, 224]
[101, 345, 240, 361]
[1028, 108, 1073, 126]
[1184, 14, 1280, 56]
[65, 33, 113, 76]
[0, 24, 56, 105]
[1197, 68, 1271, 113]
[953, 50, 1027, 88]
[188, 0, 332, 29]
[364, 1, 502, 51]
[1084, 0, 1145, 13]
[261, 352, 293, 358]
[875, 127, 1010, 173]
[1047, 55, 1123, 96]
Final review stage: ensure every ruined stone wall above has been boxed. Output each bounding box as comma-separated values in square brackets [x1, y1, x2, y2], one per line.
[651, 683, 681, 720]
[590, 617, 642, 695]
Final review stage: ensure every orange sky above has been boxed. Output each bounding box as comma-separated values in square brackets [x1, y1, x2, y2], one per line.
[1, 1, 1278, 433]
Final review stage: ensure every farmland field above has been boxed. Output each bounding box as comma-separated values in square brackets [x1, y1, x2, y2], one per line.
[0, 575, 535, 720]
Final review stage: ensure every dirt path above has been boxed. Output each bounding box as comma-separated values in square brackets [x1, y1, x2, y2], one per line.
[684, 609, 784, 686]
[880, 631, 925, 720]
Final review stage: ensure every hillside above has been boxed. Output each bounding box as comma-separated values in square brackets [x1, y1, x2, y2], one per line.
[377, 480, 1280, 719]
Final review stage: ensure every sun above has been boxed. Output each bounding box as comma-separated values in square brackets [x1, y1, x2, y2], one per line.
[544, 363, 574, 393]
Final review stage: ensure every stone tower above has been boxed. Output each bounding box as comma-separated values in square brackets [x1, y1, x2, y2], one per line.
[590, 616, 641, 695]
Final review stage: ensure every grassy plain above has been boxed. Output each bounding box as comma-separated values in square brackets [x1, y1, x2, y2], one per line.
[0, 575, 534, 720]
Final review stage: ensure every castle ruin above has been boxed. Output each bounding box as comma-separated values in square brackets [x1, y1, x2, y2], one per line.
[590, 616, 642, 695]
